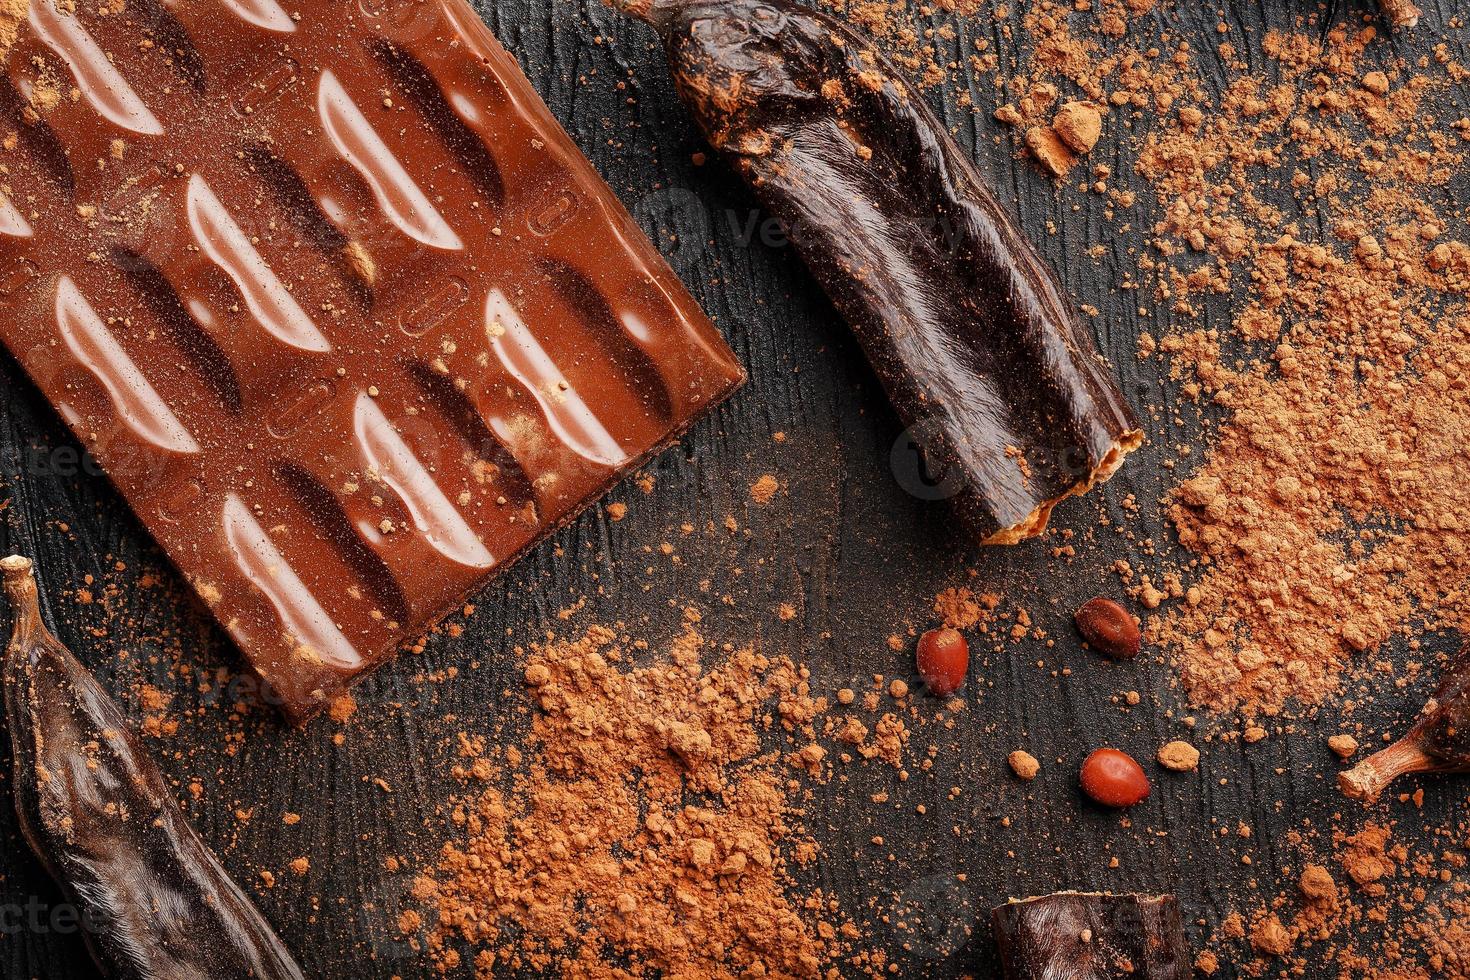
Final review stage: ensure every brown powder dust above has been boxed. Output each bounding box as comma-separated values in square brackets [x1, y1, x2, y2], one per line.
[989, 1, 1470, 715]
[0, 0, 27, 60]
[408, 624, 872, 978]
[1134, 29, 1470, 715]
[1201, 819, 1470, 977]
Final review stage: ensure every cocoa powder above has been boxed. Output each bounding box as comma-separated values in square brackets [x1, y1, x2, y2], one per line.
[972, 4, 1470, 974]
[977, 1, 1470, 717]
[407, 623, 881, 977]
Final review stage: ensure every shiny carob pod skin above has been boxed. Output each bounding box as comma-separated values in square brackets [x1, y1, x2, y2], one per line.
[618, 0, 1141, 543]
[992, 892, 1191, 979]
[1341, 646, 1470, 802]
[1, 556, 304, 980]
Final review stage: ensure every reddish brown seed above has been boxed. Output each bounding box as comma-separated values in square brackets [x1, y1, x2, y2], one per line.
[1080, 748, 1151, 808]
[1074, 597, 1141, 660]
[916, 627, 969, 696]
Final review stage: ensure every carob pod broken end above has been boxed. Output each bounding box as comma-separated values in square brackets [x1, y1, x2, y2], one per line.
[615, 0, 1141, 545]
[2, 555, 305, 980]
[992, 891, 1191, 980]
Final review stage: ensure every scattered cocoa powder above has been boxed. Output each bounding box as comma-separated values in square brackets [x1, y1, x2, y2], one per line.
[970, 0, 1470, 718]
[1202, 818, 1470, 976]
[326, 693, 357, 725]
[0, 0, 26, 62]
[1121, 25, 1470, 715]
[409, 624, 882, 977]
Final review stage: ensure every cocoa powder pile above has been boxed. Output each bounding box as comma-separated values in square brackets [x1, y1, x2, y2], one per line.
[978, 1, 1470, 716]
[1134, 28, 1470, 716]
[404, 622, 881, 978]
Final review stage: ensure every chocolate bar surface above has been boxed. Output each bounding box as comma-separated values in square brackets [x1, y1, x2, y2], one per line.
[0, 0, 744, 719]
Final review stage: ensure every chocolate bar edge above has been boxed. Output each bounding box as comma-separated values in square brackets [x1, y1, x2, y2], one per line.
[270, 372, 744, 724]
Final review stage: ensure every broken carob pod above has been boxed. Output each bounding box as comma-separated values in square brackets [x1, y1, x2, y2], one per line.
[1, 556, 305, 980]
[1340, 646, 1470, 803]
[615, 0, 1141, 544]
[992, 892, 1191, 980]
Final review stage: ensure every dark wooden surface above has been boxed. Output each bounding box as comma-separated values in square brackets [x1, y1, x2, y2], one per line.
[0, 1, 1463, 977]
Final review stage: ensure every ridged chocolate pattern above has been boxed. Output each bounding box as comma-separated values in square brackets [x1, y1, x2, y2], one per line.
[0, 0, 745, 719]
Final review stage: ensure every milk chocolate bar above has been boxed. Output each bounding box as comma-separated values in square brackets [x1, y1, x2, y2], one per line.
[0, 0, 744, 719]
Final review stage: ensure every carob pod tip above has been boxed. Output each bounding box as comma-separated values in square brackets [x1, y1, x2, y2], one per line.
[3, 555, 305, 980]
[992, 891, 1191, 979]
[1340, 646, 1470, 803]
[615, 0, 1141, 544]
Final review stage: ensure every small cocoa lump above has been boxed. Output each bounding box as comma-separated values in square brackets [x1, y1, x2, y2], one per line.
[1008, 750, 1040, 781]
[1024, 125, 1077, 177]
[1053, 101, 1102, 154]
[1157, 740, 1200, 772]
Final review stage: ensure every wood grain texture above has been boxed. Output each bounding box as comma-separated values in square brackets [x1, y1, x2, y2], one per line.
[0, 1, 1461, 976]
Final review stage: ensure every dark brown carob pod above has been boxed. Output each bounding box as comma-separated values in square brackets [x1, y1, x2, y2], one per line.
[613, 0, 1141, 544]
[992, 892, 1191, 979]
[1, 556, 305, 980]
[1340, 647, 1470, 803]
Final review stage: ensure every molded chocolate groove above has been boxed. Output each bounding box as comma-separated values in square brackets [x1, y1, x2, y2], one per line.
[0, 85, 74, 193]
[274, 461, 412, 627]
[128, 0, 208, 94]
[371, 41, 508, 209]
[407, 361, 540, 515]
[241, 144, 375, 307]
[541, 257, 678, 429]
[112, 247, 246, 415]
[0, 0, 744, 719]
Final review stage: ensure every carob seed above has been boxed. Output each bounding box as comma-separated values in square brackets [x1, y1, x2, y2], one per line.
[1075, 597, 1141, 660]
[1080, 748, 1151, 807]
[916, 627, 969, 696]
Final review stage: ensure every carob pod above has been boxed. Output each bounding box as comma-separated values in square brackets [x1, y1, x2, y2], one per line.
[1, 556, 304, 980]
[615, 0, 1141, 543]
[992, 892, 1191, 979]
[1340, 646, 1470, 802]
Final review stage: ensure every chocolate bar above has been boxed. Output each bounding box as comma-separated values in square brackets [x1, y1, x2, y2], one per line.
[0, 0, 744, 719]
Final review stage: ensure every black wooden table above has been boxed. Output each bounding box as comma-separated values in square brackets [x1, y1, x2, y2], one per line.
[0, 1, 1462, 976]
